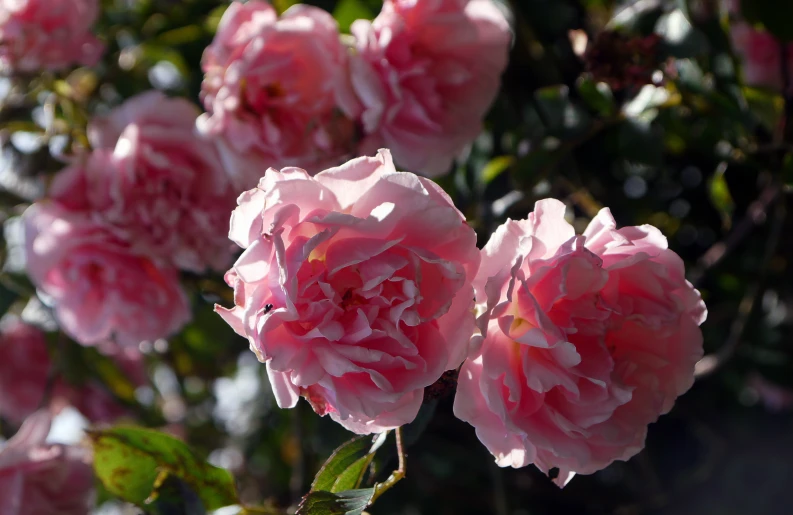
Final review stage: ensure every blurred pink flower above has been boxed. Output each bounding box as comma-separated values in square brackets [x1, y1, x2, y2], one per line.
[199, 0, 359, 189]
[24, 203, 191, 347]
[730, 22, 793, 91]
[215, 149, 480, 433]
[0, 318, 53, 424]
[51, 91, 237, 273]
[454, 199, 706, 486]
[0, 410, 94, 515]
[350, 0, 511, 176]
[0, 0, 103, 73]
[0, 317, 146, 424]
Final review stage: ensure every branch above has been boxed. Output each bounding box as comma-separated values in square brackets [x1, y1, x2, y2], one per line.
[688, 183, 780, 287]
[371, 427, 406, 503]
[695, 197, 786, 378]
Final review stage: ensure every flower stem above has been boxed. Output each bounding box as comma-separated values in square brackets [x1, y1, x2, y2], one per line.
[371, 427, 406, 503]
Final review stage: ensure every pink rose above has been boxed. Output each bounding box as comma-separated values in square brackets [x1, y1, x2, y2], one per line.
[50, 91, 237, 273]
[730, 22, 793, 91]
[215, 149, 480, 433]
[453, 199, 706, 485]
[198, 0, 359, 189]
[350, 0, 511, 176]
[24, 203, 191, 347]
[0, 317, 146, 424]
[0, 0, 103, 73]
[0, 410, 95, 515]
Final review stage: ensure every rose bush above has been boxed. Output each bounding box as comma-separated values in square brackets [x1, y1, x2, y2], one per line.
[0, 0, 103, 72]
[50, 91, 236, 273]
[350, 0, 511, 176]
[216, 149, 480, 433]
[0, 410, 95, 515]
[454, 199, 706, 485]
[0, 0, 765, 510]
[24, 203, 191, 347]
[199, 0, 359, 189]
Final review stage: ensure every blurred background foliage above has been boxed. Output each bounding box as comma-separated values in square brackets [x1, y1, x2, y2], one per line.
[3, 0, 793, 514]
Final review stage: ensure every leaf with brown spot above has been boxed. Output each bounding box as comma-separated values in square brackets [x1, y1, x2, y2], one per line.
[88, 426, 238, 510]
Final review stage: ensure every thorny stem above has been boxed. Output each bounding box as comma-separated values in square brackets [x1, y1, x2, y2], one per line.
[370, 427, 406, 504]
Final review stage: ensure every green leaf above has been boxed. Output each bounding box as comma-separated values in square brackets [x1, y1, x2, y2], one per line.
[273, 0, 300, 15]
[480, 155, 515, 184]
[89, 426, 238, 510]
[0, 121, 41, 133]
[204, 5, 230, 33]
[311, 434, 384, 492]
[333, 0, 376, 33]
[156, 25, 204, 46]
[331, 454, 377, 493]
[297, 489, 375, 515]
[576, 78, 615, 117]
[708, 163, 734, 227]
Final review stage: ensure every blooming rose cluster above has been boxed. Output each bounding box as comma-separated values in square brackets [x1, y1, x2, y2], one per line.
[0, 0, 103, 73]
[217, 162, 706, 482]
[25, 91, 237, 347]
[198, 0, 511, 187]
[6, 0, 709, 491]
[0, 410, 95, 515]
